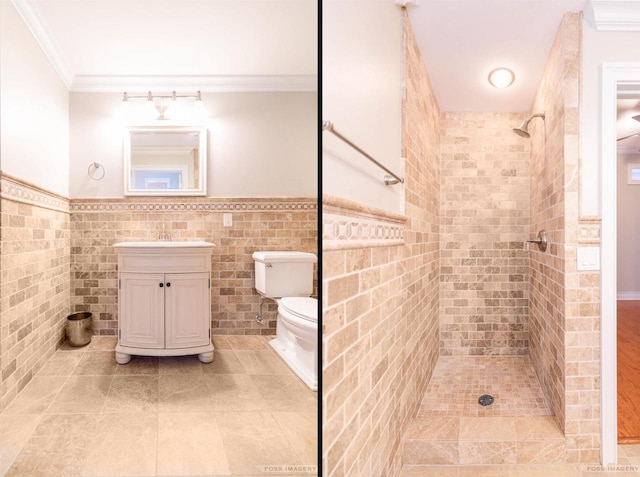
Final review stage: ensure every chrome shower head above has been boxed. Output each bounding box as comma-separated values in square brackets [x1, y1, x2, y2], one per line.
[513, 112, 545, 138]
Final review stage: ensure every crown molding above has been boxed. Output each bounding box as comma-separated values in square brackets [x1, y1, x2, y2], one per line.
[10, 0, 73, 89]
[70, 74, 318, 92]
[11, 0, 316, 93]
[588, 0, 640, 31]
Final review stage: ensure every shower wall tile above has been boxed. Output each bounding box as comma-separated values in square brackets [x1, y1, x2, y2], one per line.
[439, 112, 531, 356]
[0, 173, 71, 412]
[529, 12, 599, 463]
[69, 197, 317, 336]
[322, 10, 441, 477]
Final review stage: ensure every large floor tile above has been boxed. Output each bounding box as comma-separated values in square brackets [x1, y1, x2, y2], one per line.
[157, 412, 230, 476]
[82, 412, 157, 476]
[0, 334, 314, 476]
[202, 349, 246, 374]
[0, 414, 41, 475]
[216, 411, 303, 475]
[400, 467, 459, 477]
[158, 355, 203, 375]
[225, 335, 268, 350]
[86, 336, 117, 351]
[212, 335, 233, 349]
[273, 411, 317, 464]
[47, 375, 113, 413]
[459, 417, 517, 441]
[37, 352, 84, 376]
[3, 376, 67, 414]
[236, 350, 291, 375]
[206, 374, 270, 411]
[251, 374, 316, 412]
[158, 374, 213, 412]
[6, 413, 100, 477]
[116, 355, 159, 375]
[103, 375, 159, 412]
[72, 351, 118, 376]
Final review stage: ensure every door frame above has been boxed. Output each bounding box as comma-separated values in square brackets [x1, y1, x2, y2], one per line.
[600, 62, 640, 466]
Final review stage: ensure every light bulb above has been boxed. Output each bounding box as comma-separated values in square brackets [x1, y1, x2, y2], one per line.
[144, 92, 158, 120]
[488, 68, 515, 88]
[192, 91, 207, 121]
[164, 91, 181, 120]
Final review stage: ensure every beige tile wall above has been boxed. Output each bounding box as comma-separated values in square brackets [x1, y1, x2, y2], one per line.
[69, 197, 317, 336]
[530, 12, 600, 463]
[322, 10, 441, 476]
[0, 173, 71, 412]
[528, 9, 570, 435]
[440, 112, 531, 356]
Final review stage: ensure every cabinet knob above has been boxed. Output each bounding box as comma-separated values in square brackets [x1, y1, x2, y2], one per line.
[159, 283, 164, 288]
[166, 282, 171, 287]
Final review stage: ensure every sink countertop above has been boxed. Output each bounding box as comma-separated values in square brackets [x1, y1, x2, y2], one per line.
[113, 241, 215, 248]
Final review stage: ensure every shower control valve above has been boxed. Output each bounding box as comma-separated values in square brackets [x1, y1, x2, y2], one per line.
[527, 230, 548, 252]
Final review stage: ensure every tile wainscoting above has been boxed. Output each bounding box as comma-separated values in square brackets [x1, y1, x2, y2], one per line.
[0, 173, 71, 411]
[70, 197, 318, 336]
[0, 172, 317, 411]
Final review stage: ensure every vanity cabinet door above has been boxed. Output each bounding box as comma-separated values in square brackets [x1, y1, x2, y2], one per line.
[119, 272, 165, 349]
[164, 272, 210, 349]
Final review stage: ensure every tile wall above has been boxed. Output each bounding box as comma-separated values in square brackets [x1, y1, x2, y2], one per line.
[69, 197, 317, 336]
[529, 12, 601, 463]
[322, 10, 441, 476]
[0, 172, 316, 412]
[0, 173, 71, 412]
[440, 112, 531, 356]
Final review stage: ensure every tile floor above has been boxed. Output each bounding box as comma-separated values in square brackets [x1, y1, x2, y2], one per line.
[403, 356, 640, 476]
[417, 356, 551, 417]
[400, 443, 640, 476]
[0, 335, 317, 476]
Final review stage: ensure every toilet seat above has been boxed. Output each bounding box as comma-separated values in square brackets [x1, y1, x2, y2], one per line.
[279, 297, 317, 323]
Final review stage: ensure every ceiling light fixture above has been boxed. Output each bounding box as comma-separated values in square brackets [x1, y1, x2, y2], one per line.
[488, 67, 515, 88]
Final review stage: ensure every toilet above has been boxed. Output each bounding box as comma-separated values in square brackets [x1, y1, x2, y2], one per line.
[252, 251, 318, 391]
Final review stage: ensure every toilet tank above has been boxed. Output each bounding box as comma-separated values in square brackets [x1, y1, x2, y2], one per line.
[252, 251, 317, 298]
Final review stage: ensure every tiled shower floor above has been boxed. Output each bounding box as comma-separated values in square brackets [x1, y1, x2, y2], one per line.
[417, 356, 552, 418]
[0, 335, 317, 476]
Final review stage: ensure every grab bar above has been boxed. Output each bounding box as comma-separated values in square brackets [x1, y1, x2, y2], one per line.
[322, 120, 404, 186]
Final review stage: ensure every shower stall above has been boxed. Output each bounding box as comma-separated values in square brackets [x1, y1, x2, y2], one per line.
[417, 110, 555, 420]
[401, 106, 571, 467]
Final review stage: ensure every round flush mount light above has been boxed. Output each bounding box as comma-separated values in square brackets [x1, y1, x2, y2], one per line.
[488, 67, 515, 88]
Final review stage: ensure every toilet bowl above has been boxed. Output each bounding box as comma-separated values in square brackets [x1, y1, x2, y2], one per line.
[270, 296, 318, 391]
[252, 250, 318, 391]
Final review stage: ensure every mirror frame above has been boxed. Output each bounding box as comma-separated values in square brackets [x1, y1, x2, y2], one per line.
[124, 125, 207, 196]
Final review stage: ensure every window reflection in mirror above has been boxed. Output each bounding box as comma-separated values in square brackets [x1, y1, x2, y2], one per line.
[124, 126, 207, 196]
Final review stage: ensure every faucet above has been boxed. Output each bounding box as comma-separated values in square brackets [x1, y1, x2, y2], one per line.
[157, 222, 171, 241]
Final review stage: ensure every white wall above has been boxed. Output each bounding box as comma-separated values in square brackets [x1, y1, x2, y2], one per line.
[617, 154, 640, 296]
[581, 18, 640, 217]
[322, 0, 404, 213]
[0, 1, 69, 196]
[69, 92, 317, 198]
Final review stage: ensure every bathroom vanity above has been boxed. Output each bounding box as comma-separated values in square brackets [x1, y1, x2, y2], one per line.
[113, 241, 215, 364]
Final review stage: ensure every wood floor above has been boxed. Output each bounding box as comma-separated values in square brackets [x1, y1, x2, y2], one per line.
[617, 300, 640, 443]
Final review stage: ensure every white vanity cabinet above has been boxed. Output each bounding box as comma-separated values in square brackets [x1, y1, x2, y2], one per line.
[113, 242, 215, 364]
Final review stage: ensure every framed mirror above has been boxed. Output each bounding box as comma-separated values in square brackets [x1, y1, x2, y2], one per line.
[124, 126, 207, 196]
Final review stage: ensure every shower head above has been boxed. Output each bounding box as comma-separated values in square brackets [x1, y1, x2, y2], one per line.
[513, 112, 546, 138]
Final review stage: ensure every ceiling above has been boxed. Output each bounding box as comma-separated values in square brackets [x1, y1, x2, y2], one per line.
[406, 0, 640, 154]
[406, 0, 589, 112]
[18, 0, 317, 91]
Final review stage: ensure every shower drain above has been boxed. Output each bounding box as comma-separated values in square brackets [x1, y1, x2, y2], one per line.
[478, 394, 494, 406]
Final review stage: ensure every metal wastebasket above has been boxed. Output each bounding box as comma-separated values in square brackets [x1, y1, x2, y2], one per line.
[66, 312, 92, 346]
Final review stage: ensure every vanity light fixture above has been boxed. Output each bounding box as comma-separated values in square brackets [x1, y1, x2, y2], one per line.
[122, 91, 206, 121]
[488, 67, 515, 88]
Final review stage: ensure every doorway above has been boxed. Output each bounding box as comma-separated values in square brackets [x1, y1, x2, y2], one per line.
[601, 65, 640, 465]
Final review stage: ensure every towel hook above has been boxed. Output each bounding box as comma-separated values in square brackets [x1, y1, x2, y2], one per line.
[88, 162, 105, 181]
